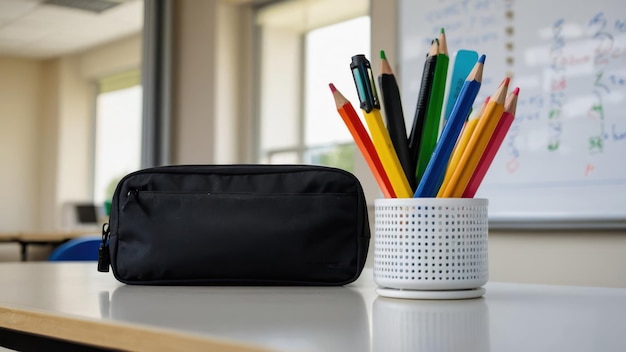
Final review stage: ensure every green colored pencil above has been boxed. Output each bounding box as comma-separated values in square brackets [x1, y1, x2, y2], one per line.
[415, 28, 449, 183]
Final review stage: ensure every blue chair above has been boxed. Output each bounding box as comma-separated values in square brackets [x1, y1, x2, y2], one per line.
[48, 235, 101, 261]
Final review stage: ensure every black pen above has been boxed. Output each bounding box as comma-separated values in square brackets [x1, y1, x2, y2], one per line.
[378, 50, 415, 191]
[407, 39, 438, 185]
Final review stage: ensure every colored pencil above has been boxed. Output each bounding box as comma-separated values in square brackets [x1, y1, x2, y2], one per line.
[361, 109, 412, 198]
[329, 83, 395, 198]
[378, 50, 414, 190]
[437, 96, 489, 197]
[407, 40, 438, 185]
[437, 117, 479, 197]
[415, 28, 450, 184]
[462, 87, 519, 198]
[440, 76, 510, 198]
[413, 54, 485, 197]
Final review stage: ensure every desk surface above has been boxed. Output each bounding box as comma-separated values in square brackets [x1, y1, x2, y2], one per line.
[1, 263, 626, 352]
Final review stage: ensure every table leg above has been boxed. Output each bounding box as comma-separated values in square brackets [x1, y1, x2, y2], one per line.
[19, 242, 27, 262]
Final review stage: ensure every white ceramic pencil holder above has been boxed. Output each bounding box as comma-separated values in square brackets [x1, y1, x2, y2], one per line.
[373, 198, 489, 299]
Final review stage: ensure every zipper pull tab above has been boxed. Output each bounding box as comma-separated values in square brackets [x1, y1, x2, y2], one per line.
[122, 189, 139, 211]
[98, 223, 111, 272]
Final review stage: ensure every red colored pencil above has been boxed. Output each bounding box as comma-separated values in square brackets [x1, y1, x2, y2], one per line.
[463, 87, 519, 198]
[329, 83, 395, 198]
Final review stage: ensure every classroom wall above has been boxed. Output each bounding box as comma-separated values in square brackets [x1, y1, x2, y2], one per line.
[0, 34, 141, 260]
[170, 0, 252, 165]
[0, 58, 42, 232]
[38, 59, 63, 231]
[170, 0, 218, 164]
[214, 2, 249, 163]
[42, 35, 141, 231]
[55, 56, 93, 224]
[489, 230, 626, 288]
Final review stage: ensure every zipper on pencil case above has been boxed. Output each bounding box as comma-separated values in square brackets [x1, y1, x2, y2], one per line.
[97, 223, 110, 272]
[120, 189, 352, 210]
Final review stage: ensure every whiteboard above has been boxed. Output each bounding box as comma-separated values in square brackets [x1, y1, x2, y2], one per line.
[397, 0, 626, 228]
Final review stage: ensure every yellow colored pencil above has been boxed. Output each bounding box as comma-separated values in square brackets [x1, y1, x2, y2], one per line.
[362, 109, 413, 198]
[440, 77, 510, 198]
[437, 117, 479, 197]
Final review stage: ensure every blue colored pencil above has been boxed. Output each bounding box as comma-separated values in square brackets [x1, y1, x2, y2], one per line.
[413, 54, 486, 197]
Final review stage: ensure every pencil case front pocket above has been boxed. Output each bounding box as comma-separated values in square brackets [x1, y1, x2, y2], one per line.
[98, 165, 370, 286]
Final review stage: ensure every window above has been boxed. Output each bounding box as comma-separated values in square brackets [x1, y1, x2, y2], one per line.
[255, 0, 369, 172]
[93, 71, 143, 204]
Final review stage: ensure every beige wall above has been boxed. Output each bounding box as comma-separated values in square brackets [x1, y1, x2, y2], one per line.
[170, 0, 252, 165]
[38, 60, 62, 231]
[48, 35, 141, 230]
[79, 35, 142, 80]
[170, 0, 217, 164]
[0, 34, 141, 234]
[55, 56, 93, 221]
[0, 58, 42, 232]
[489, 230, 626, 288]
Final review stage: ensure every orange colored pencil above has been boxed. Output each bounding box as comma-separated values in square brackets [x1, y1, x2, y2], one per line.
[463, 87, 519, 197]
[329, 83, 395, 198]
[440, 77, 510, 198]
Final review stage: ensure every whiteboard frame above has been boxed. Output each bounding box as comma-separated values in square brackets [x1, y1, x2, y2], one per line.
[488, 216, 626, 230]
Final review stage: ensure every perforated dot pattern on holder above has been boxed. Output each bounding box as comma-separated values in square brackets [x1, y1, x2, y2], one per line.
[374, 198, 489, 291]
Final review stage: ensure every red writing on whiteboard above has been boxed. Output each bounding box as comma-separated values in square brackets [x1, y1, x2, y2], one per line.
[551, 79, 567, 91]
[506, 157, 519, 174]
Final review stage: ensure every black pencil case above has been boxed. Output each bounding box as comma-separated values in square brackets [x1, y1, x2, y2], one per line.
[98, 164, 370, 286]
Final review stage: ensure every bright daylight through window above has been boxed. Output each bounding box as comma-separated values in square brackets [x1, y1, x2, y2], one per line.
[93, 73, 142, 206]
[256, 0, 370, 173]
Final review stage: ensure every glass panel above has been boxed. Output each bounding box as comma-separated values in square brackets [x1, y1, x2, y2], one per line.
[255, 2, 370, 170]
[93, 85, 143, 204]
[305, 144, 357, 172]
[258, 26, 302, 154]
[267, 150, 300, 165]
[304, 16, 370, 146]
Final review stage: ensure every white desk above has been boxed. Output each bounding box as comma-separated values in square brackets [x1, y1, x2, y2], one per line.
[1, 262, 626, 351]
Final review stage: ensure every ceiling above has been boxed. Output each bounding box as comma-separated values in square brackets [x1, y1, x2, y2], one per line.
[0, 0, 143, 59]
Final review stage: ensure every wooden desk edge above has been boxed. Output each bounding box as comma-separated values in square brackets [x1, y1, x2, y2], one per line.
[0, 233, 19, 242]
[0, 231, 98, 243]
[0, 305, 270, 352]
[18, 231, 100, 242]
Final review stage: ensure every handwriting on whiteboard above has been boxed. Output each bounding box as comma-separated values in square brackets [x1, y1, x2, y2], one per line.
[419, 1, 626, 185]
[503, 11, 626, 179]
